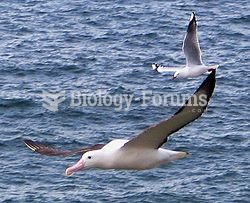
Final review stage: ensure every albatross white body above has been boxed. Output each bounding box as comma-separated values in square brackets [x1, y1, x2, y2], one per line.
[65, 139, 187, 175]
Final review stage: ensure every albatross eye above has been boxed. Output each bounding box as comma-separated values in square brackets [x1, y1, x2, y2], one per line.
[88, 156, 92, 159]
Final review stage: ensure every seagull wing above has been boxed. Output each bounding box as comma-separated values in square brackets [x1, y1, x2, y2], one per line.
[24, 139, 105, 157]
[122, 70, 216, 150]
[152, 63, 182, 73]
[183, 12, 203, 66]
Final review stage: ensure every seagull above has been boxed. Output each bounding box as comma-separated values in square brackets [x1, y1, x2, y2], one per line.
[152, 12, 219, 79]
[24, 70, 216, 176]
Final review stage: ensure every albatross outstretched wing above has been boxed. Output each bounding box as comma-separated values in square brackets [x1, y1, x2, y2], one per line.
[122, 70, 216, 150]
[183, 12, 203, 66]
[24, 139, 105, 157]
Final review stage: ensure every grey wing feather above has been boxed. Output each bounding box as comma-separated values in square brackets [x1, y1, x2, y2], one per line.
[183, 12, 203, 66]
[24, 139, 105, 157]
[152, 63, 182, 73]
[122, 70, 216, 149]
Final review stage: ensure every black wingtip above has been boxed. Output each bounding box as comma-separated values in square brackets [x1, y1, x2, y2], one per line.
[23, 139, 38, 152]
[191, 12, 196, 21]
[174, 70, 216, 115]
[23, 139, 35, 146]
[152, 63, 160, 72]
[195, 70, 216, 95]
[187, 12, 197, 33]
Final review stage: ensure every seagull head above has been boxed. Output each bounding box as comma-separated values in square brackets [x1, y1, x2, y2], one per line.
[172, 71, 180, 79]
[65, 150, 103, 176]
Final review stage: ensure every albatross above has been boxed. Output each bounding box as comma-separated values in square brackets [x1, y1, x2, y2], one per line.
[152, 12, 219, 79]
[24, 70, 216, 176]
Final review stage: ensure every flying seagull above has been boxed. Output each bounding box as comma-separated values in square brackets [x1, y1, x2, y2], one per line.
[24, 70, 216, 176]
[152, 12, 219, 79]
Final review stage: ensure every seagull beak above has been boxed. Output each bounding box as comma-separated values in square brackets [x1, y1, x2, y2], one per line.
[65, 159, 85, 176]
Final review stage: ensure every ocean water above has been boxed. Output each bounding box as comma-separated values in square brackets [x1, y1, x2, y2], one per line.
[0, 0, 249, 202]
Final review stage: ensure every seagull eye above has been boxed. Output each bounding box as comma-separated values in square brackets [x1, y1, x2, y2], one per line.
[88, 156, 92, 159]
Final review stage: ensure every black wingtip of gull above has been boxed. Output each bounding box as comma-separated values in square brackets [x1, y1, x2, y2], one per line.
[191, 12, 196, 21]
[187, 12, 197, 33]
[152, 63, 160, 72]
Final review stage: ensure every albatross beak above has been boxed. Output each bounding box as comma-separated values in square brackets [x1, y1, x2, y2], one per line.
[169, 151, 189, 161]
[175, 151, 189, 159]
[65, 159, 85, 176]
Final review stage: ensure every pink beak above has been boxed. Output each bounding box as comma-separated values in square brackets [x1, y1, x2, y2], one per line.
[65, 159, 85, 176]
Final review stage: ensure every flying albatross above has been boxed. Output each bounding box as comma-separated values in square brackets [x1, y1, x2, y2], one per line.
[152, 12, 219, 79]
[24, 70, 216, 176]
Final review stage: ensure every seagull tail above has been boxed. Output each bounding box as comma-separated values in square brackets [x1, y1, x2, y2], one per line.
[207, 65, 219, 72]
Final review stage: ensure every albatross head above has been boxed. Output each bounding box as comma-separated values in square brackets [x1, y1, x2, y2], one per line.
[65, 150, 104, 176]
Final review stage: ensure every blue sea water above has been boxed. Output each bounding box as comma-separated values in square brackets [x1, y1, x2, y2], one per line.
[0, 0, 249, 202]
